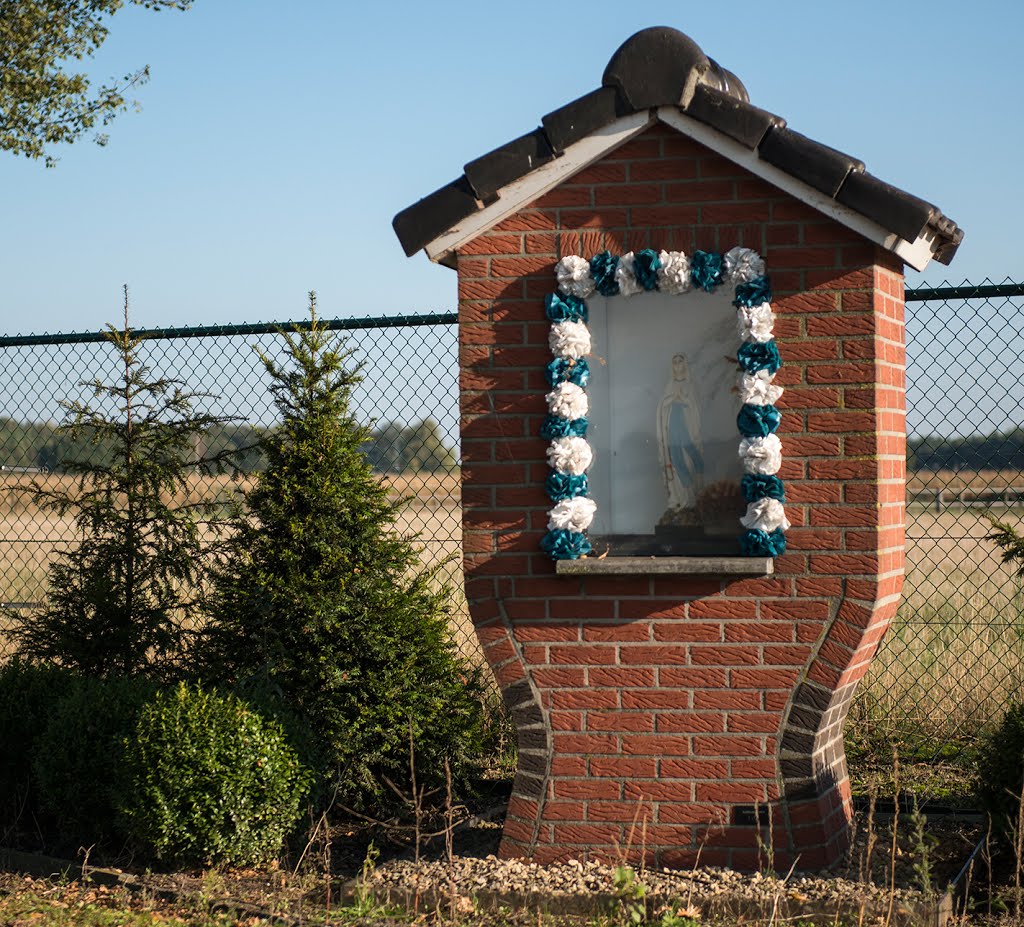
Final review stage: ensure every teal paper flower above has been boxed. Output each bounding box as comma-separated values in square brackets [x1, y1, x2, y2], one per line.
[737, 340, 781, 375]
[740, 527, 787, 557]
[737, 403, 781, 437]
[689, 250, 723, 292]
[589, 251, 620, 296]
[633, 249, 662, 291]
[540, 415, 588, 439]
[741, 473, 786, 503]
[733, 275, 773, 308]
[546, 357, 590, 388]
[545, 291, 588, 323]
[545, 471, 589, 501]
[541, 528, 593, 560]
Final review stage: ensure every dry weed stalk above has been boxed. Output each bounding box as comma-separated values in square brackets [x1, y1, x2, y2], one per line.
[1015, 779, 1024, 921]
[884, 750, 900, 927]
[444, 758, 457, 921]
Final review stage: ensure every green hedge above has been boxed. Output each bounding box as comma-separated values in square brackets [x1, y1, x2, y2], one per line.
[0, 659, 75, 825]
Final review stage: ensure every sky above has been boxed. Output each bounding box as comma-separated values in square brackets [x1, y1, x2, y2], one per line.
[1, 0, 1022, 337]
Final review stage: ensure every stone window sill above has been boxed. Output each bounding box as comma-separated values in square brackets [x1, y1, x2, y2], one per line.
[554, 556, 774, 576]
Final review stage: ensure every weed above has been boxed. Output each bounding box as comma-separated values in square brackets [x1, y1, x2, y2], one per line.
[611, 865, 648, 926]
[908, 795, 936, 895]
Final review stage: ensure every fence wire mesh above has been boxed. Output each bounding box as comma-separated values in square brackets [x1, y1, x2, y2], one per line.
[4, 283, 1024, 803]
[0, 314, 477, 664]
[848, 279, 1024, 802]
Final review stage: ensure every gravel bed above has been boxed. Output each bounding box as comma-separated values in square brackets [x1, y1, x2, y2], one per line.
[365, 851, 933, 922]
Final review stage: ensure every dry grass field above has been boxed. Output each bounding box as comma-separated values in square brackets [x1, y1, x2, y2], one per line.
[4, 466, 1024, 787]
[850, 501, 1024, 761]
[0, 470, 480, 663]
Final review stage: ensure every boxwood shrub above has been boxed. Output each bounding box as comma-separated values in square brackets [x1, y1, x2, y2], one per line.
[120, 683, 311, 866]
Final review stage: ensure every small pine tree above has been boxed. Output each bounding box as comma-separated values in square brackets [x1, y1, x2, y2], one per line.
[987, 516, 1024, 577]
[15, 288, 234, 679]
[196, 294, 485, 810]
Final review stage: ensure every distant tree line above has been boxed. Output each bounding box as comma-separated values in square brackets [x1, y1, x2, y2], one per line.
[0, 416, 456, 474]
[909, 430, 1024, 471]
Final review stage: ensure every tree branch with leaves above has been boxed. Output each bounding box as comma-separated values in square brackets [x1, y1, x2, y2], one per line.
[0, 0, 193, 166]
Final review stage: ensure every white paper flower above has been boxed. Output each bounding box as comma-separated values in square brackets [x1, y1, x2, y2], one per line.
[739, 370, 784, 406]
[547, 436, 593, 475]
[547, 496, 597, 533]
[739, 434, 782, 476]
[740, 497, 791, 533]
[548, 320, 592, 359]
[657, 250, 691, 295]
[546, 382, 589, 420]
[614, 252, 644, 297]
[737, 302, 775, 343]
[723, 246, 766, 284]
[555, 255, 595, 299]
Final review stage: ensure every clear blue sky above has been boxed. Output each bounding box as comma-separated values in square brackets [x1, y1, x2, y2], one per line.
[2, 0, 1020, 335]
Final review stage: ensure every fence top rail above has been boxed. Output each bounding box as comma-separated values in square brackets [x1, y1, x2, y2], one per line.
[905, 282, 1024, 302]
[4, 281, 1024, 347]
[0, 311, 460, 348]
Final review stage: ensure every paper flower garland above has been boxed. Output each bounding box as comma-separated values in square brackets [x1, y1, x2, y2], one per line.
[541, 245, 787, 560]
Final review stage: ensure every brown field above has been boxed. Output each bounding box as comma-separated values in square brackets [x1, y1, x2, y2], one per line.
[907, 467, 1024, 494]
[4, 467, 1024, 772]
[0, 470, 478, 663]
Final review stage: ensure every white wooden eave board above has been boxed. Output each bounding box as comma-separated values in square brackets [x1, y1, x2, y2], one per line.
[422, 106, 936, 273]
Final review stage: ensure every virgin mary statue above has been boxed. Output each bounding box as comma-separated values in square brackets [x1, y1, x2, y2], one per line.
[656, 353, 704, 524]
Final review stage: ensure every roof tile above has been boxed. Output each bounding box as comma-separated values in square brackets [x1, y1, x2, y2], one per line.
[464, 129, 556, 203]
[758, 127, 864, 198]
[686, 85, 784, 150]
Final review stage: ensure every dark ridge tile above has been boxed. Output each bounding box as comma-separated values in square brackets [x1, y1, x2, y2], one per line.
[759, 127, 864, 198]
[932, 221, 964, 265]
[392, 176, 480, 257]
[465, 129, 556, 202]
[685, 84, 784, 150]
[836, 171, 936, 243]
[542, 87, 625, 154]
[601, 26, 709, 111]
[700, 59, 749, 104]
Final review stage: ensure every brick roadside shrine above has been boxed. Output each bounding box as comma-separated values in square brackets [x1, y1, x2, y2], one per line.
[393, 27, 962, 871]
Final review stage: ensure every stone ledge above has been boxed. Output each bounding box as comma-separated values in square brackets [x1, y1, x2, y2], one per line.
[554, 556, 774, 576]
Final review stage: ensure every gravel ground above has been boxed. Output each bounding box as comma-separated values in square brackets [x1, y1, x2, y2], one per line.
[359, 816, 982, 924]
[0, 812, 984, 925]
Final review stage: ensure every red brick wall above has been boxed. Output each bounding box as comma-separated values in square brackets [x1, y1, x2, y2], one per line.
[457, 122, 905, 871]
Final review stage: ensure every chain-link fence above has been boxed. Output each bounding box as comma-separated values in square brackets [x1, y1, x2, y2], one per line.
[848, 280, 1024, 802]
[0, 313, 476, 663]
[4, 285, 1024, 802]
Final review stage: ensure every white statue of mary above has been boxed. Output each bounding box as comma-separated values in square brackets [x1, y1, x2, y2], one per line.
[656, 352, 704, 518]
